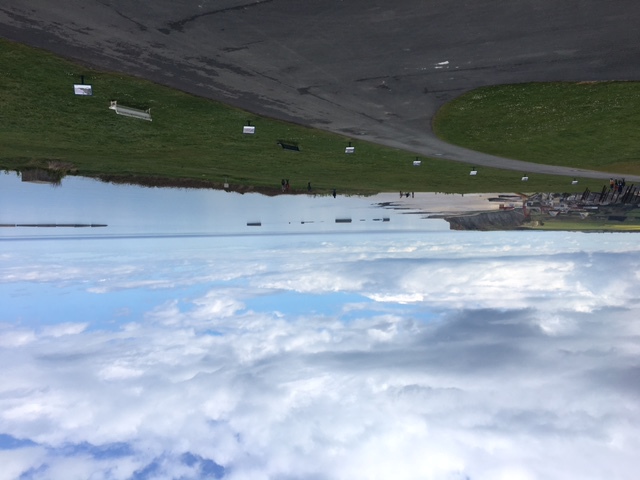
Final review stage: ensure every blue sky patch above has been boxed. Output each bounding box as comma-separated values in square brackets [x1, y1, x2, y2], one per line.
[0, 433, 37, 450]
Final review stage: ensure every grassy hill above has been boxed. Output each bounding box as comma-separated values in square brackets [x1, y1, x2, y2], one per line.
[434, 82, 640, 176]
[0, 38, 609, 194]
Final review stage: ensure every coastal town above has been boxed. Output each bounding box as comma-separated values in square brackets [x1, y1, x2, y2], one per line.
[452, 183, 640, 231]
[377, 183, 640, 232]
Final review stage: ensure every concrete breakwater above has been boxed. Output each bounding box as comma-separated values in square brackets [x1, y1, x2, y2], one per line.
[0, 224, 107, 228]
[445, 210, 526, 231]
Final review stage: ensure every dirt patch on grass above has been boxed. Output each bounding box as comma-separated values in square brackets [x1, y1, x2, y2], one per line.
[47, 160, 76, 172]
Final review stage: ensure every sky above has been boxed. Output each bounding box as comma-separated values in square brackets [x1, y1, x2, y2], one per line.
[1, 173, 640, 480]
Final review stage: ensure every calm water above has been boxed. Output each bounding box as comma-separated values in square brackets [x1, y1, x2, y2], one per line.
[0, 172, 452, 238]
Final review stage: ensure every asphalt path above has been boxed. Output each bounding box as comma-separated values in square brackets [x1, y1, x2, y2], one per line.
[2, 0, 640, 181]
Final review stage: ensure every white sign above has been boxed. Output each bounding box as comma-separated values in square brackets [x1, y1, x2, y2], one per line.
[345, 146, 355, 154]
[74, 84, 93, 96]
[243, 125, 255, 134]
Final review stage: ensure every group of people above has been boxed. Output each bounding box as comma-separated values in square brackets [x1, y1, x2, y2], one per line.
[610, 178, 626, 193]
[279, 179, 337, 198]
[280, 179, 323, 193]
[399, 191, 414, 198]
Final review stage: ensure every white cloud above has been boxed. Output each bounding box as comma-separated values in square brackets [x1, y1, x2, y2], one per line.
[2, 298, 639, 479]
[1, 233, 640, 479]
[0, 447, 47, 480]
[368, 292, 425, 303]
[41, 323, 87, 338]
[0, 326, 36, 347]
[99, 363, 145, 381]
[191, 291, 245, 319]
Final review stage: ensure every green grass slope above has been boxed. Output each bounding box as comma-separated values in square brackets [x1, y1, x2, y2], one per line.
[434, 82, 640, 175]
[0, 39, 597, 194]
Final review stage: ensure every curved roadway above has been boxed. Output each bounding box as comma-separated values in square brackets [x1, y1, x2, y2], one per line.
[2, 0, 640, 181]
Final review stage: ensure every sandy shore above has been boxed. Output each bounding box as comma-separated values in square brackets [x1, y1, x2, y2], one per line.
[372, 192, 522, 216]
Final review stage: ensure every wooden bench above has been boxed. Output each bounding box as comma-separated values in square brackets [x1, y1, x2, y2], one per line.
[109, 101, 152, 121]
[277, 141, 300, 151]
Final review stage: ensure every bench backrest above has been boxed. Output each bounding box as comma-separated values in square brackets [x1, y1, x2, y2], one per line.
[109, 101, 152, 121]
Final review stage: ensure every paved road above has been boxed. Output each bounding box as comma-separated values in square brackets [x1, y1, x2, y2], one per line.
[2, 0, 640, 181]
